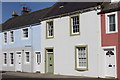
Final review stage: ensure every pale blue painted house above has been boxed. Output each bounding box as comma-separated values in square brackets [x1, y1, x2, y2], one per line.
[1, 7, 49, 72]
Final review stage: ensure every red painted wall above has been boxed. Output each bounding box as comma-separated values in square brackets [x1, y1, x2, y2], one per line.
[101, 11, 120, 79]
[117, 11, 120, 79]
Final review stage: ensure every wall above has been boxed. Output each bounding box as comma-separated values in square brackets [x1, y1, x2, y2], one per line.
[101, 11, 119, 78]
[41, 11, 104, 78]
[2, 25, 41, 72]
[0, 33, 2, 71]
[118, 11, 120, 79]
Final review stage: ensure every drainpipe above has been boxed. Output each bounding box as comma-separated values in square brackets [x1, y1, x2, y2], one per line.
[30, 25, 34, 72]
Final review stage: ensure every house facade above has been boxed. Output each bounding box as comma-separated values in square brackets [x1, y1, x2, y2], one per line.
[40, 2, 105, 78]
[1, 7, 49, 73]
[98, 2, 120, 79]
[1, 1, 120, 79]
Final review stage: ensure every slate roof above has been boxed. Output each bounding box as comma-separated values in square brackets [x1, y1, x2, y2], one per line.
[43, 2, 101, 19]
[2, 7, 50, 31]
[98, 2, 120, 14]
[2, 2, 100, 31]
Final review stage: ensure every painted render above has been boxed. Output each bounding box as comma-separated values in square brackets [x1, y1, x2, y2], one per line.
[2, 25, 41, 72]
[101, 10, 120, 79]
[40, 10, 106, 78]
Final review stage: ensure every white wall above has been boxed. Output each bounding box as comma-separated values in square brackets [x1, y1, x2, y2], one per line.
[41, 11, 105, 78]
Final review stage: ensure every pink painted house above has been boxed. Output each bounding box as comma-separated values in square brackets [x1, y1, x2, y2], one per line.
[99, 2, 120, 79]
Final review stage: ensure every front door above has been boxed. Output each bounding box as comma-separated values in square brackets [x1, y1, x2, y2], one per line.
[104, 47, 116, 77]
[16, 52, 22, 71]
[45, 48, 54, 74]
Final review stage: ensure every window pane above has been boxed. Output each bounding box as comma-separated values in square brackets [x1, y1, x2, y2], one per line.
[47, 21, 53, 37]
[71, 16, 79, 34]
[108, 14, 116, 32]
[76, 46, 87, 69]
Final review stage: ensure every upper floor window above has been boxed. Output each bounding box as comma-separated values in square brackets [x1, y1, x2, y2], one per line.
[10, 31, 14, 43]
[3, 32, 7, 43]
[106, 12, 118, 33]
[70, 15, 80, 36]
[22, 28, 28, 39]
[46, 21, 54, 39]
[75, 45, 88, 71]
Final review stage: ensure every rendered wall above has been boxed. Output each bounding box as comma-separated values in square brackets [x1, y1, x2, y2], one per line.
[2, 25, 41, 72]
[41, 11, 105, 78]
[101, 11, 119, 78]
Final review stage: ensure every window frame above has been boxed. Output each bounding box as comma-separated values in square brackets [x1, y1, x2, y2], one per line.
[35, 51, 41, 64]
[3, 53, 7, 65]
[10, 52, 14, 66]
[70, 14, 80, 36]
[3, 32, 7, 44]
[105, 12, 118, 34]
[22, 28, 29, 39]
[24, 51, 30, 63]
[75, 45, 88, 71]
[10, 31, 14, 43]
[46, 20, 54, 39]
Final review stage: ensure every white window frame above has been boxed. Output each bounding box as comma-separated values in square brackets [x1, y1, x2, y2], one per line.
[35, 51, 41, 64]
[46, 20, 54, 39]
[10, 31, 14, 43]
[3, 32, 7, 44]
[10, 52, 14, 66]
[75, 45, 88, 71]
[22, 28, 29, 39]
[105, 12, 118, 34]
[3, 53, 7, 65]
[24, 51, 30, 63]
[70, 15, 80, 36]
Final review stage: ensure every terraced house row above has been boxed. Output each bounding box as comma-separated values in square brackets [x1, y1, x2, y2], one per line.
[0, 1, 120, 79]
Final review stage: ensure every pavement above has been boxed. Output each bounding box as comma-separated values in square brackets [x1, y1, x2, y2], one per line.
[0, 71, 118, 80]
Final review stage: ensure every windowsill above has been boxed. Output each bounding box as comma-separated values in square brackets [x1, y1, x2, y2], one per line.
[9, 42, 14, 44]
[75, 67, 88, 71]
[46, 36, 54, 39]
[106, 31, 118, 34]
[22, 37, 29, 40]
[10, 64, 14, 66]
[25, 62, 30, 64]
[70, 33, 80, 36]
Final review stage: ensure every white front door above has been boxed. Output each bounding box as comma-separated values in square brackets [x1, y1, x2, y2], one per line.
[16, 52, 22, 71]
[104, 47, 116, 77]
[35, 52, 41, 72]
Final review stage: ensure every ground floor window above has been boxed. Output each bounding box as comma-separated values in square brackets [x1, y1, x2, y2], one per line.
[75, 45, 88, 71]
[36, 52, 41, 64]
[10, 53, 14, 65]
[3, 53, 7, 65]
[25, 52, 30, 63]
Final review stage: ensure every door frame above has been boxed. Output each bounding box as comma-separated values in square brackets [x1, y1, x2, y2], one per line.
[15, 51, 22, 72]
[102, 46, 117, 78]
[45, 47, 54, 74]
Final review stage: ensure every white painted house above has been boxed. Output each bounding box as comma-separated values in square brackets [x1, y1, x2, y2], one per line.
[39, 2, 106, 78]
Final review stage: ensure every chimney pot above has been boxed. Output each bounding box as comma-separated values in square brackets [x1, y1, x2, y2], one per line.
[12, 11, 18, 17]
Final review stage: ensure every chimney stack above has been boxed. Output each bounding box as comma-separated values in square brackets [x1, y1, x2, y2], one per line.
[22, 7, 29, 15]
[12, 11, 18, 17]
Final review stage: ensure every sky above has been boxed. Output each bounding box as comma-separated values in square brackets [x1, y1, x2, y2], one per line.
[1, 2, 56, 24]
